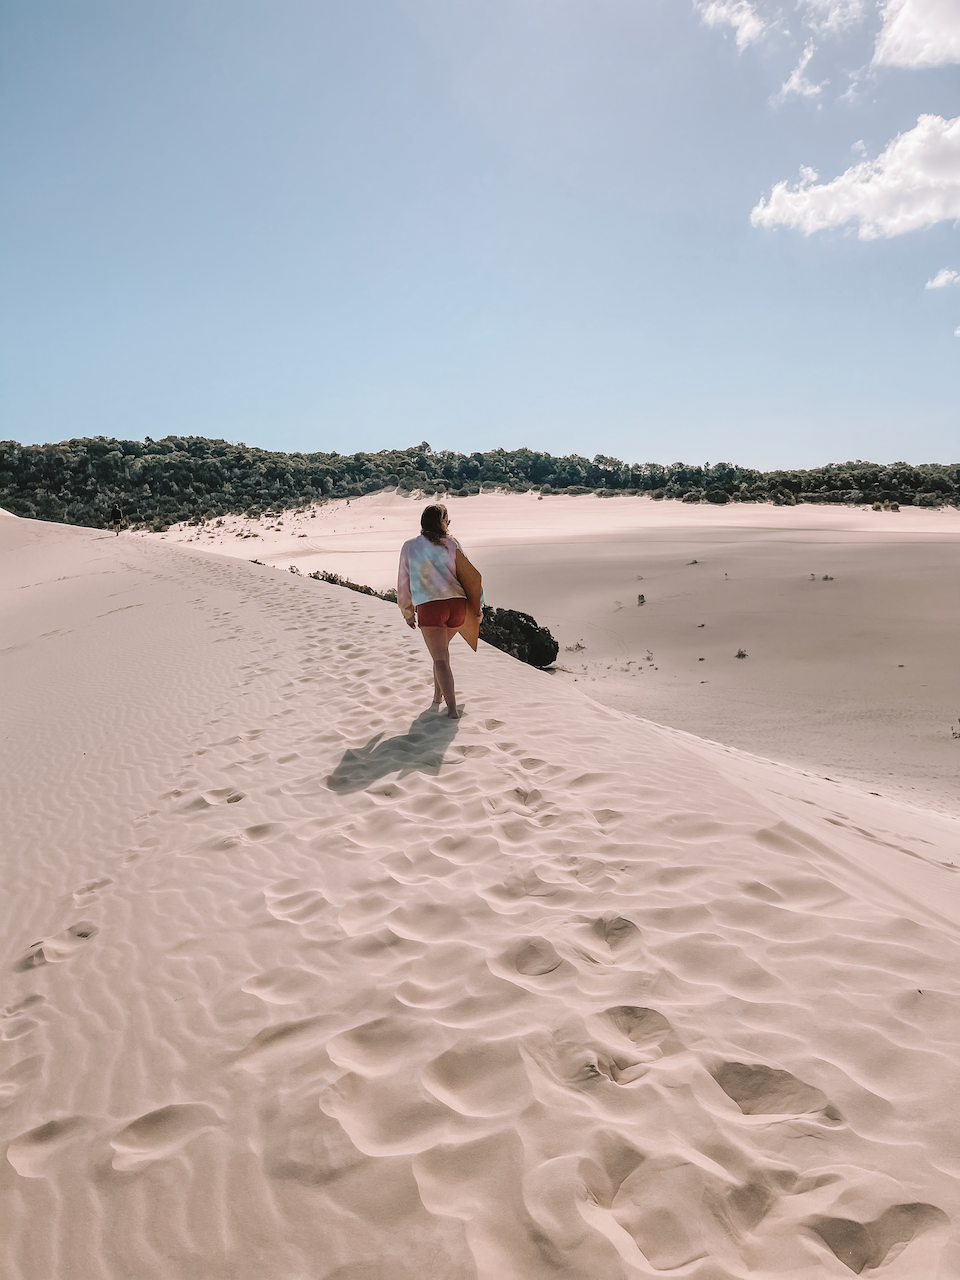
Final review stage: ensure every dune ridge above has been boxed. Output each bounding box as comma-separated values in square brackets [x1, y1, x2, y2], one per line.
[1, 513, 958, 1278]
[150, 491, 960, 817]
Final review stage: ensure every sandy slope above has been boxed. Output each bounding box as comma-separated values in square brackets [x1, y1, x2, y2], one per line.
[2, 511, 960, 1279]
[149, 492, 960, 816]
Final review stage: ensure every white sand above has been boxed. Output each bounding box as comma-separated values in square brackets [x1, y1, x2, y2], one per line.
[155, 492, 960, 815]
[3, 507, 960, 1278]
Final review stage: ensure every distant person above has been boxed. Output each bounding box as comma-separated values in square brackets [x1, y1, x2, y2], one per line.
[397, 504, 482, 719]
[110, 503, 123, 536]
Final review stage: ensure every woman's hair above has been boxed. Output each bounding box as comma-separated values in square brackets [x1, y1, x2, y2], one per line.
[420, 504, 449, 545]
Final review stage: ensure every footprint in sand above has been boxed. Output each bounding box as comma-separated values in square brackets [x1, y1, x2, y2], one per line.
[421, 1039, 533, 1117]
[600, 1006, 678, 1057]
[513, 937, 564, 976]
[2, 1016, 40, 1041]
[7, 1115, 93, 1177]
[243, 822, 285, 843]
[713, 1061, 841, 1119]
[0, 1055, 43, 1108]
[593, 916, 641, 952]
[810, 1202, 948, 1273]
[36, 922, 99, 964]
[2, 994, 44, 1020]
[609, 1155, 782, 1270]
[180, 788, 245, 811]
[13, 947, 47, 972]
[110, 1103, 222, 1172]
[72, 877, 113, 906]
[202, 787, 245, 805]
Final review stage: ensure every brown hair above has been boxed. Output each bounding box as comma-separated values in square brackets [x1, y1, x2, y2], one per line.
[420, 503, 449, 545]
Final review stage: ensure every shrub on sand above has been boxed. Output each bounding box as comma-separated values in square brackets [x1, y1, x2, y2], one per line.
[308, 569, 397, 603]
[479, 607, 559, 669]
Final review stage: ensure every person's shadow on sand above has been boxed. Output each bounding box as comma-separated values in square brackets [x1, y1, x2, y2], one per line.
[325, 709, 461, 794]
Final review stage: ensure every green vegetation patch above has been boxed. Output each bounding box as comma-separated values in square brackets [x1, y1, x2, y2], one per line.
[1, 435, 957, 528]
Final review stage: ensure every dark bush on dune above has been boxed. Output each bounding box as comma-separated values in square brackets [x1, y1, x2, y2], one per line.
[307, 569, 397, 603]
[479, 607, 559, 669]
[304, 568, 557, 670]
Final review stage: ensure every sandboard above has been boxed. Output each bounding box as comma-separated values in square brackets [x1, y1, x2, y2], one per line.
[455, 550, 482, 651]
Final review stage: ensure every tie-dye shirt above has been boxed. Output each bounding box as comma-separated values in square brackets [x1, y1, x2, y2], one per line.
[397, 534, 467, 623]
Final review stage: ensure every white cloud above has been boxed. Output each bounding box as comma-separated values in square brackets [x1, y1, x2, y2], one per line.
[751, 113, 960, 238]
[698, 0, 960, 64]
[772, 42, 828, 102]
[802, 0, 866, 33]
[955, 325, 960, 336]
[699, 0, 766, 49]
[926, 267, 960, 287]
[874, 0, 960, 67]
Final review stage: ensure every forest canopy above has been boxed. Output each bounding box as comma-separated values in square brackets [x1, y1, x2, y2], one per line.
[1, 436, 957, 529]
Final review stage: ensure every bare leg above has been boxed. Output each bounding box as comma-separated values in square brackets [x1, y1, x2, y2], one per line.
[419, 625, 459, 718]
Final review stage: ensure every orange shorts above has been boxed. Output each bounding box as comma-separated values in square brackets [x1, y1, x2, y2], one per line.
[417, 598, 467, 629]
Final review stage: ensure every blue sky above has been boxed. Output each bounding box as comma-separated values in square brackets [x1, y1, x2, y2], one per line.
[1, 0, 957, 466]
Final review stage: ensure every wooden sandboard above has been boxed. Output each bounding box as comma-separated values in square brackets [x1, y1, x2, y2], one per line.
[455, 550, 482, 651]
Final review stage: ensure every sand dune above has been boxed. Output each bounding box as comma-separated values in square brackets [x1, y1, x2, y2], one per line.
[2, 510, 959, 1278]
[152, 492, 960, 816]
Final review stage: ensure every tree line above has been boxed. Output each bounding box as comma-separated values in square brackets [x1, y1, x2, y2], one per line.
[1, 436, 957, 528]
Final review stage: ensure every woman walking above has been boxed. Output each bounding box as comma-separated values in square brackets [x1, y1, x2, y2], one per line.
[397, 504, 481, 720]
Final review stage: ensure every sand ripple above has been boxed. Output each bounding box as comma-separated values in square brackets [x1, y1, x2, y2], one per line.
[2, 516, 959, 1277]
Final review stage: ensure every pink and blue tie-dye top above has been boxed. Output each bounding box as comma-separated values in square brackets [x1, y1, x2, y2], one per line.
[397, 534, 467, 622]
